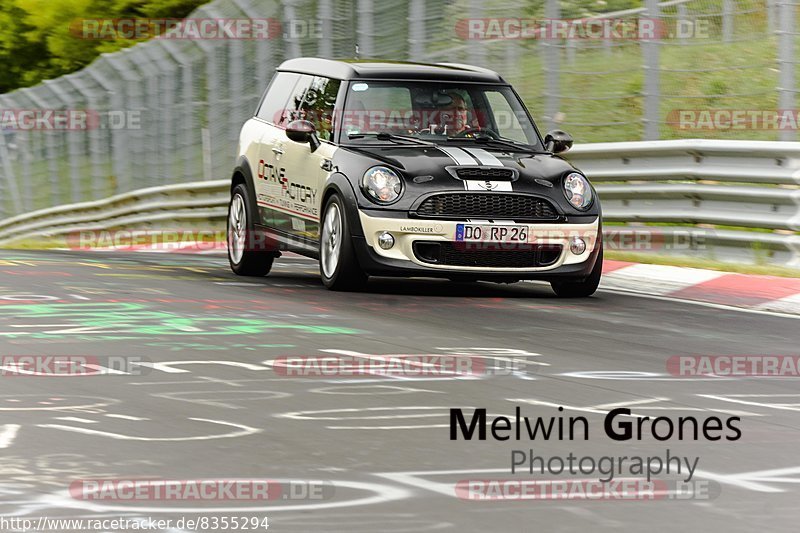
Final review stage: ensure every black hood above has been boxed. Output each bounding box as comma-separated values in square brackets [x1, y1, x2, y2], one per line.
[333, 143, 593, 215]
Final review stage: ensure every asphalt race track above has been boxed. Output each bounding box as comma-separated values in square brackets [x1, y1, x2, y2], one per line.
[0, 250, 797, 532]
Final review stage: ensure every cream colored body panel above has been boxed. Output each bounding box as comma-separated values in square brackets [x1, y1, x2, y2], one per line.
[358, 211, 600, 272]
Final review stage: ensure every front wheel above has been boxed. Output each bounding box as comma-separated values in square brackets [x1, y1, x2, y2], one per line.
[319, 194, 367, 291]
[550, 247, 603, 298]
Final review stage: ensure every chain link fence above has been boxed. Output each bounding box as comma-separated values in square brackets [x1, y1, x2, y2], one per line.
[0, 0, 796, 221]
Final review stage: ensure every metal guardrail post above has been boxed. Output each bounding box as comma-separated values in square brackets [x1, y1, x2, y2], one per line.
[543, 0, 561, 132]
[722, 0, 734, 43]
[767, 0, 776, 32]
[281, 0, 302, 58]
[77, 68, 115, 200]
[677, 4, 688, 44]
[0, 132, 21, 218]
[42, 80, 83, 205]
[318, 0, 334, 58]
[357, 0, 374, 58]
[468, 0, 486, 66]
[408, 0, 425, 61]
[778, 0, 796, 142]
[643, 0, 662, 141]
[21, 87, 62, 209]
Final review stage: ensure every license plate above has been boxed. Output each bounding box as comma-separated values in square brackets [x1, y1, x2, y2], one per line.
[455, 224, 528, 243]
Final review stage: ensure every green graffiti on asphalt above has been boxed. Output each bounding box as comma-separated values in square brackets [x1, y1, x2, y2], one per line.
[0, 303, 358, 340]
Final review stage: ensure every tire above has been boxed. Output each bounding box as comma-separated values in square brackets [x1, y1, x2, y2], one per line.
[550, 246, 603, 298]
[319, 194, 367, 291]
[227, 184, 274, 277]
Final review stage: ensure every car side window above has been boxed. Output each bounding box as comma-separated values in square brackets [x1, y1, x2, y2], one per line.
[284, 74, 315, 125]
[256, 72, 301, 126]
[297, 76, 341, 141]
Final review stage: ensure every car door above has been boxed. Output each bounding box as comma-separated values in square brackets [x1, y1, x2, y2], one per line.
[276, 75, 342, 248]
[252, 72, 305, 231]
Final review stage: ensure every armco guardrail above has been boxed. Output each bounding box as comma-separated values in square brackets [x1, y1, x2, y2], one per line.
[568, 140, 800, 266]
[0, 140, 798, 267]
[0, 180, 228, 244]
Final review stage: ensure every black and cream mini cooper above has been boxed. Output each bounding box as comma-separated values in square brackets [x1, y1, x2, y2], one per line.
[227, 58, 602, 297]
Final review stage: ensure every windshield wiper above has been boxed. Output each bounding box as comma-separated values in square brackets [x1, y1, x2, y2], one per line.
[447, 136, 544, 153]
[348, 132, 434, 146]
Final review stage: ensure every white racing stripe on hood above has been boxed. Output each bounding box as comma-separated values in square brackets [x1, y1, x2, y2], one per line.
[461, 147, 504, 166]
[438, 146, 476, 165]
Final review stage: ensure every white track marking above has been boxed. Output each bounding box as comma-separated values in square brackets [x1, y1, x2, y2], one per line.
[104, 414, 149, 421]
[36, 418, 260, 441]
[559, 370, 729, 382]
[756, 292, 800, 314]
[697, 394, 800, 412]
[279, 406, 472, 430]
[132, 361, 268, 373]
[0, 424, 20, 448]
[310, 385, 444, 395]
[601, 263, 725, 295]
[690, 466, 800, 493]
[597, 287, 800, 320]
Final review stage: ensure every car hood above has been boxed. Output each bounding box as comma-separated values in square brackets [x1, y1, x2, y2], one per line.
[342, 144, 580, 185]
[336, 143, 595, 216]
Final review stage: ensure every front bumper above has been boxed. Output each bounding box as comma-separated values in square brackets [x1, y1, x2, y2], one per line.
[354, 210, 601, 281]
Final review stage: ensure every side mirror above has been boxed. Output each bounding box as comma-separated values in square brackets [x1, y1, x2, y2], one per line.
[286, 119, 320, 152]
[544, 130, 573, 154]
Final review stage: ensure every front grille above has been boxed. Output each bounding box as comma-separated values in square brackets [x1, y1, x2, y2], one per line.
[455, 167, 514, 180]
[414, 193, 559, 220]
[413, 242, 563, 268]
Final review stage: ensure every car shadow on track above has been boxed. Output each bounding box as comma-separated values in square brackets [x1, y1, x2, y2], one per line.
[222, 269, 588, 301]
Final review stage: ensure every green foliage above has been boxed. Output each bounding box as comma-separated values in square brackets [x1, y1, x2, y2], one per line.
[0, 0, 207, 92]
[524, 0, 642, 18]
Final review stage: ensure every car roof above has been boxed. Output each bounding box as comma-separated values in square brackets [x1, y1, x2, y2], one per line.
[276, 58, 505, 83]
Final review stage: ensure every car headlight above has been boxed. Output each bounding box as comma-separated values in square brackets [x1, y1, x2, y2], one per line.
[362, 166, 403, 204]
[563, 172, 593, 210]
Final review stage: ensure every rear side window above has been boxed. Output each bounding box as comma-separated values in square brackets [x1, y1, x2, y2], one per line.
[256, 72, 301, 126]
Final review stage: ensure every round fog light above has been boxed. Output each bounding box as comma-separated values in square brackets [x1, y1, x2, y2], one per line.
[378, 232, 395, 250]
[570, 237, 586, 255]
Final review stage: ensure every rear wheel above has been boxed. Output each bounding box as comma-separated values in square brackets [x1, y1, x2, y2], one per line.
[227, 184, 274, 276]
[319, 194, 367, 291]
[550, 247, 603, 298]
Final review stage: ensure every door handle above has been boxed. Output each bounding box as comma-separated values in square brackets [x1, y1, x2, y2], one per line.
[271, 147, 285, 155]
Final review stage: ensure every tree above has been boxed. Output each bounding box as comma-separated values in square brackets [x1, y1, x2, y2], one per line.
[0, 0, 207, 92]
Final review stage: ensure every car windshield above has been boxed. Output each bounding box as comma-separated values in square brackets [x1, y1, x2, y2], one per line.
[338, 80, 543, 150]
